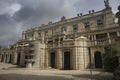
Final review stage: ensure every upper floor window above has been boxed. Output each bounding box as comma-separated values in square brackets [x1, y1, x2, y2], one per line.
[34, 32, 38, 37]
[61, 27, 66, 33]
[97, 19, 103, 26]
[53, 27, 57, 34]
[84, 22, 90, 29]
[45, 31, 48, 36]
[73, 24, 78, 31]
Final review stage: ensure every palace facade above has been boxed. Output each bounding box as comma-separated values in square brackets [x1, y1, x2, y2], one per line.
[0, 0, 120, 70]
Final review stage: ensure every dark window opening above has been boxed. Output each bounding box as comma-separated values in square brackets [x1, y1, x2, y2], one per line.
[45, 31, 48, 36]
[25, 55, 28, 59]
[96, 33, 107, 39]
[55, 39, 59, 42]
[97, 19, 103, 26]
[73, 24, 78, 31]
[84, 22, 90, 29]
[110, 32, 117, 38]
[48, 41, 53, 44]
[61, 27, 66, 33]
[60, 38, 63, 41]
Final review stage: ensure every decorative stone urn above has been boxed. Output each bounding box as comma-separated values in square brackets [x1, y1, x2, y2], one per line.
[26, 59, 35, 68]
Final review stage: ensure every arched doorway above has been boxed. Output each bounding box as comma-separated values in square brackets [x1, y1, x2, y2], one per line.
[1, 54, 4, 62]
[64, 51, 71, 70]
[9, 54, 12, 63]
[17, 53, 21, 65]
[50, 52, 56, 68]
[94, 51, 103, 68]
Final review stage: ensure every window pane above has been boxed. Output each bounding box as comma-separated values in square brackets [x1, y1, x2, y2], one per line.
[61, 27, 66, 33]
[84, 22, 90, 29]
[73, 24, 78, 31]
[97, 19, 103, 26]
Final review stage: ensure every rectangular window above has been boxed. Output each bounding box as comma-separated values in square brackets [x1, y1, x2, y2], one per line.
[45, 31, 48, 36]
[73, 24, 78, 31]
[84, 22, 90, 29]
[61, 27, 66, 33]
[97, 19, 103, 26]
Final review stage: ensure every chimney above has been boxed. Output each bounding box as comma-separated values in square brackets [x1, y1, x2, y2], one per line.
[92, 10, 94, 13]
[89, 11, 91, 14]
[80, 13, 83, 16]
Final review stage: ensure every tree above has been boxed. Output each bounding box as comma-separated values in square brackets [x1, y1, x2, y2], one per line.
[116, 5, 120, 25]
[103, 45, 119, 72]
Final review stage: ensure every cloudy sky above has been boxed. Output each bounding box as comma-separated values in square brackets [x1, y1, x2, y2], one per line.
[0, 0, 119, 47]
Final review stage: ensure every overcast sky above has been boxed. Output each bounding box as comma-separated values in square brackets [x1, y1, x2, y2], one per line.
[0, 0, 119, 47]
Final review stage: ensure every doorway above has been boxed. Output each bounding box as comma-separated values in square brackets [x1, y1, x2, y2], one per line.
[17, 53, 21, 65]
[94, 51, 103, 68]
[50, 52, 56, 68]
[9, 54, 12, 63]
[64, 52, 71, 70]
[1, 55, 4, 62]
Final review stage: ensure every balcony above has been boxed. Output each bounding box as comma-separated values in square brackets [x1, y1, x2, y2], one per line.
[51, 24, 119, 36]
[47, 40, 74, 48]
[89, 37, 120, 47]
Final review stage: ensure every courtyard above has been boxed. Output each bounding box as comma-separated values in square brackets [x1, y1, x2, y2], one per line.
[0, 63, 113, 80]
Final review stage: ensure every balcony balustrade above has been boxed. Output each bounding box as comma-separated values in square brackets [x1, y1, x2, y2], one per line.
[89, 37, 120, 47]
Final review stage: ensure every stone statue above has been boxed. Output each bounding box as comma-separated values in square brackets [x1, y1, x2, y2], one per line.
[116, 5, 120, 25]
[104, 0, 110, 8]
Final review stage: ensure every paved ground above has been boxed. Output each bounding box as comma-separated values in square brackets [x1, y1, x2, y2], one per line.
[0, 63, 113, 80]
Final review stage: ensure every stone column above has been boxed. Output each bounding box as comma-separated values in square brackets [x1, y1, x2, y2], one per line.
[12, 51, 18, 64]
[56, 49, 62, 69]
[0, 54, 2, 62]
[93, 35, 97, 45]
[117, 31, 120, 37]
[20, 51, 25, 66]
[91, 35, 94, 44]
[74, 47, 78, 70]
[45, 51, 49, 68]
[3, 54, 6, 63]
[7, 54, 10, 63]
[107, 32, 111, 44]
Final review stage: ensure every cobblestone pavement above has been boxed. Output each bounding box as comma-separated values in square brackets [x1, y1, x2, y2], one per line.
[0, 63, 113, 80]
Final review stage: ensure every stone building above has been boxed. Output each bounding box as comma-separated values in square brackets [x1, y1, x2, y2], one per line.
[0, 0, 120, 70]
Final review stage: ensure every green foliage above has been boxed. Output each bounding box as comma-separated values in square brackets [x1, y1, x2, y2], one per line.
[103, 45, 119, 72]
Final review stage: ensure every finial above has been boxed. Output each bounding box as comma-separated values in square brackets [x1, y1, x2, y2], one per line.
[104, 0, 110, 8]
